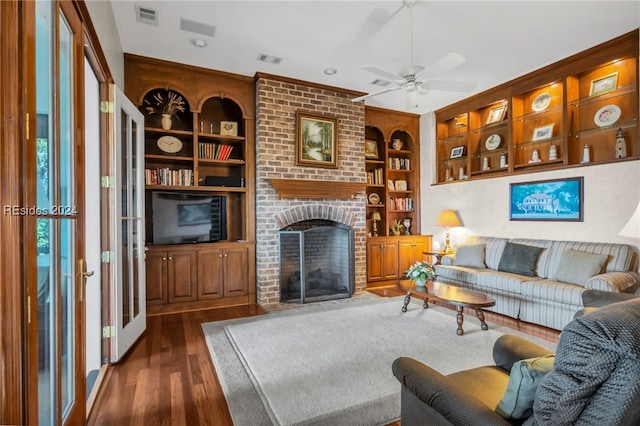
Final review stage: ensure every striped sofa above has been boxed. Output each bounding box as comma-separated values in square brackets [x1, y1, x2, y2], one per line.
[435, 236, 640, 330]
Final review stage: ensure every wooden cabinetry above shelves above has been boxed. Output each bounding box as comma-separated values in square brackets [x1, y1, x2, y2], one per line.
[435, 29, 639, 185]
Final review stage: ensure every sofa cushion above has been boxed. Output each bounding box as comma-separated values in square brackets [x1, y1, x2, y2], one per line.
[463, 236, 507, 270]
[520, 279, 585, 305]
[498, 242, 544, 277]
[509, 239, 554, 278]
[435, 265, 484, 286]
[475, 270, 539, 294]
[547, 241, 635, 275]
[496, 355, 555, 420]
[553, 249, 608, 286]
[453, 244, 486, 268]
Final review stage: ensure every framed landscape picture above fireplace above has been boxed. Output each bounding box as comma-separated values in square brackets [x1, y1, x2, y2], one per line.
[509, 176, 583, 222]
[296, 111, 338, 169]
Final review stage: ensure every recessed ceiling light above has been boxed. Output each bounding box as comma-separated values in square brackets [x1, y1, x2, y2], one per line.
[191, 38, 207, 48]
[324, 68, 337, 76]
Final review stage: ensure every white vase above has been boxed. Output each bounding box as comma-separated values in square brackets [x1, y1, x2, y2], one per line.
[414, 278, 427, 287]
[161, 113, 172, 130]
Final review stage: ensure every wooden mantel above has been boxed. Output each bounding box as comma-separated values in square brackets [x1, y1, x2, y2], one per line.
[268, 178, 365, 199]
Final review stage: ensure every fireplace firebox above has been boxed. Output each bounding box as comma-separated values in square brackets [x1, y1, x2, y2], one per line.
[279, 219, 354, 303]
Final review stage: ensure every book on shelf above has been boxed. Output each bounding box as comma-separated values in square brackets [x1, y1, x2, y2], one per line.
[145, 168, 193, 186]
[199, 142, 234, 160]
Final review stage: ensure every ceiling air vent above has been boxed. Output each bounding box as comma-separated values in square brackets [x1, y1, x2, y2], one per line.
[371, 79, 391, 87]
[257, 53, 283, 65]
[180, 18, 216, 37]
[135, 5, 158, 26]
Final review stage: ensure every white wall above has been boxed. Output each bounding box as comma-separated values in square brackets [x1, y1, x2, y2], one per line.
[419, 112, 640, 258]
[84, 0, 125, 86]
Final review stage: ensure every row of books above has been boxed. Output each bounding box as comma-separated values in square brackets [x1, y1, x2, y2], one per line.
[199, 142, 234, 160]
[366, 168, 384, 185]
[145, 168, 193, 186]
[388, 157, 410, 170]
[389, 197, 414, 211]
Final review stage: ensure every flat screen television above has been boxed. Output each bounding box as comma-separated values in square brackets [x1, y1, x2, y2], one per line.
[149, 191, 227, 245]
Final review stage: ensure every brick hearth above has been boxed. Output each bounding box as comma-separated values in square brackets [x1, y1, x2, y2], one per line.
[255, 75, 367, 306]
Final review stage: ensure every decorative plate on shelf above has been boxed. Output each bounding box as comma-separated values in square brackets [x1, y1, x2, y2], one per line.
[531, 93, 551, 112]
[368, 193, 380, 205]
[594, 104, 621, 127]
[485, 134, 501, 151]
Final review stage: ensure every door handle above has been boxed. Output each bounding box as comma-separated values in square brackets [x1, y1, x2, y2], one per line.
[77, 259, 95, 302]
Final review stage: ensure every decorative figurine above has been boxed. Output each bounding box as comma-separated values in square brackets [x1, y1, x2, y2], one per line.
[615, 128, 627, 158]
[482, 156, 490, 170]
[445, 166, 452, 181]
[500, 152, 507, 168]
[582, 144, 591, 163]
[458, 166, 465, 180]
[392, 139, 403, 150]
[549, 144, 557, 160]
[529, 149, 541, 163]
[403, 218, 411, 235]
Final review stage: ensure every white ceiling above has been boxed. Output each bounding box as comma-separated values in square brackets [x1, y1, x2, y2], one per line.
[109, 1, 640, 114]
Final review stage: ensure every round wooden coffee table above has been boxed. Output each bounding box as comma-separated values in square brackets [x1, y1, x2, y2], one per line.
[399, 280, 496, 336]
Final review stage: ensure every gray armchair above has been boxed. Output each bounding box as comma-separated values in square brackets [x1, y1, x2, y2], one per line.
[392, 298, 640, 426]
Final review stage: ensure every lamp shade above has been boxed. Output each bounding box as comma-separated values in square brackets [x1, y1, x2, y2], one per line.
[371, 212, 381, 221]
[435, 210, 461, 227]
[619, 201, 640, 239]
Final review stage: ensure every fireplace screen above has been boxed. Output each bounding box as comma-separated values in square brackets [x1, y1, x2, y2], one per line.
[279, 220, 354, 303]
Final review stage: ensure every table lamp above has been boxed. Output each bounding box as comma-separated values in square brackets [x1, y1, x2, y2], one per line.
[435, 210, 462, 254]
[371, 212, 381, 237]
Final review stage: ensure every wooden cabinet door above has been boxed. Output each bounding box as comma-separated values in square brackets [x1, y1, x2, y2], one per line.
[399, 236, 432, 275]
[223, 246, 249, 297]
[167, 250, 197, 303]
[368, 239, 399, 281]
[197, 249, 224, 300]
[145, 250, 167, 305]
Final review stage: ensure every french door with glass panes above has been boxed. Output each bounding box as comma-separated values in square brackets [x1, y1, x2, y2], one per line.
[35, 1, 86, 424]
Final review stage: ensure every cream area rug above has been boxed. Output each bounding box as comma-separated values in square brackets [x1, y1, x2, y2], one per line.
[202, 295, 555, 426]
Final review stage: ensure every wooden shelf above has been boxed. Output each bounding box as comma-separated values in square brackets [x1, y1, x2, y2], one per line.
[268, 178, 365, 199]
[435, 29, 638, 184]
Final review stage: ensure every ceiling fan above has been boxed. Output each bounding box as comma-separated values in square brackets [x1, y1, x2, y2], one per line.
[352, 0, 477, 108]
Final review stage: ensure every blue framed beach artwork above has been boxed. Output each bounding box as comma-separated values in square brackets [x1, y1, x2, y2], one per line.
[509, 177, 583, 221]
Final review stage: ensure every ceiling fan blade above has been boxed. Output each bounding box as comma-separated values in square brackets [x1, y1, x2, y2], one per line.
[351, 86, 402, 103]
[415, 52, 466, 80]
[423, 80, 477, 92]
[362, 66, 404, 82]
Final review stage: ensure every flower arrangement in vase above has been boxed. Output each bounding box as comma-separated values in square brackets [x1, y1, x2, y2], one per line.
[144, 90, 185, 130]
[406, 261, 436, 287]
[390, 219, 404, 236]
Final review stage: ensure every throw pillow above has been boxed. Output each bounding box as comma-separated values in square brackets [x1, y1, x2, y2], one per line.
[452, 244, 486, 268]
[497, 242, 544, 277]
[553, 249, 608, 286]
[496, 355, 555, 420]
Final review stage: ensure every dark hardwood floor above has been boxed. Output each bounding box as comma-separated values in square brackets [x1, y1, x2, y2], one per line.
[88, 289, 558, 425]
[88, 305, 265, 426]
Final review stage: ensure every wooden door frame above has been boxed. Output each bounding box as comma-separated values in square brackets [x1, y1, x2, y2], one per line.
[0, 1, 114, 424]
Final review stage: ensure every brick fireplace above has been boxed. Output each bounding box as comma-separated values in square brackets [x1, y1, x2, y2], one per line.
[255, 74, 367, 306]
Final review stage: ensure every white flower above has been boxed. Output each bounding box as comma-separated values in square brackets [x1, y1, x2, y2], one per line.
[405, 261, 436, 281]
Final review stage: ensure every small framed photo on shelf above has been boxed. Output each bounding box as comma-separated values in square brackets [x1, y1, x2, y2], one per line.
[450, 146, 465, 159]
[486, 104, 507, 125]
[364, 139, 379, 159]
[532, 123, 554, 141]
[387, 180, 395, 191]
[589, 72, 618, 96]
[220, 121, 238, 136]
